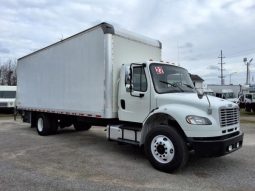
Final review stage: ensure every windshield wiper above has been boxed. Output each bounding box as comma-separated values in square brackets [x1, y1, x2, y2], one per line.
[159, 81, 184, 92]
[182, 83, 194, 89]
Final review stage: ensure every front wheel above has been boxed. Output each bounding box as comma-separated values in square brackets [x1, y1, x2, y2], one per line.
[144, 125, 188, 173]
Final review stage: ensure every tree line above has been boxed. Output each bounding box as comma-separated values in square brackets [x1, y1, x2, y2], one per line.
[0, 59, 17, 86]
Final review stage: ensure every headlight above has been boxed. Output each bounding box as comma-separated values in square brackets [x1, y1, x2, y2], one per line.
[186, 115, 212, 125]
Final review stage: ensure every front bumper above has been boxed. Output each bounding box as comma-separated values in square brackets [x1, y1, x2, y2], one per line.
[188, 131, 244, 157]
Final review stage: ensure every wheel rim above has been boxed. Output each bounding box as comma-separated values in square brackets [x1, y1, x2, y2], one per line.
[37, 118, 43, 132]
[151, 135, 175, 164]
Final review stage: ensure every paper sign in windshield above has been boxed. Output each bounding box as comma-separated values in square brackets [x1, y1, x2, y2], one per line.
[155, 66, 164, 75]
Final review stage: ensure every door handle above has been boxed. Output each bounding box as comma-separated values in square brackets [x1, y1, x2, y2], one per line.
[120, 99, 125, 109]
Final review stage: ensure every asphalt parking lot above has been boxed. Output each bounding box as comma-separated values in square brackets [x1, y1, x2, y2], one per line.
[0, 114, 255, 191]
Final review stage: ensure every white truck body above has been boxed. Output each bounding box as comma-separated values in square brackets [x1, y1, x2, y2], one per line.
[17, 23, 243, 173]
[0, 86, 16, 109]
[17, 24, 161, 119]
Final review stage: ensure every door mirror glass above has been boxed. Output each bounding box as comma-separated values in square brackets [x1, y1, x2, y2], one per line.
[132, 66, 147, 92]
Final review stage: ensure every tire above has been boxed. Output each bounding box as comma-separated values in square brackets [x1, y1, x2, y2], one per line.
[36, 114, 52, 136]
[49, 116, 58, 134]
[73, 121, 91, 131]
[245, 103, 251, 112]
[144, 125, 188, 173]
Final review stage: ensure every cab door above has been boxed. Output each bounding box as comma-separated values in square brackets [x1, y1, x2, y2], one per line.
[118, 64, 151, 123]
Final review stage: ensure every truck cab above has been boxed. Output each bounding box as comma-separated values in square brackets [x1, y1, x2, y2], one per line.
[108, 61, 244, 172]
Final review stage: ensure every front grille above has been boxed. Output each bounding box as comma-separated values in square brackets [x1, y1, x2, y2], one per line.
[0, 102, 7, 107]
[220, 107, 239, 127]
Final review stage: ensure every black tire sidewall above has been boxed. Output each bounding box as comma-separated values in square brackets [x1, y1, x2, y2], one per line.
[145, 125, 188, 172]
[36, 114, 51, 136]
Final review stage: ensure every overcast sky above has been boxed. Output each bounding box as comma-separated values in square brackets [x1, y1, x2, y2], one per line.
[0, 0, 255, 85]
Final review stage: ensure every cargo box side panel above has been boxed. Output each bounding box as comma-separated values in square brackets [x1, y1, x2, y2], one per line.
[17, 28, 106, 117]
[112, 35, 161, 115]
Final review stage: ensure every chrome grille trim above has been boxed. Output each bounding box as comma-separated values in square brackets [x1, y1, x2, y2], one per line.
[219, 107, 239, 127]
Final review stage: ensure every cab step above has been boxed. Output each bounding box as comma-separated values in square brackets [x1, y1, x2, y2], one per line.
[106, 124, 141, 145]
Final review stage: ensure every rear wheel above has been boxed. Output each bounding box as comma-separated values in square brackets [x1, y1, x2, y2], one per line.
[73, 121, 91, 131]
[36, 114, 51, 136]
[145, 125, 188, 173]
[36, 114, 58, 136]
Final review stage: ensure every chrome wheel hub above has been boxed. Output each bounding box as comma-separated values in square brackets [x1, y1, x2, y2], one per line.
[37, 118, 43, 132]
[151, 135, 175, 163]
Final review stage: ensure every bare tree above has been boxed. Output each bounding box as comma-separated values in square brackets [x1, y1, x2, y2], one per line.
[0, 59, 17, 86]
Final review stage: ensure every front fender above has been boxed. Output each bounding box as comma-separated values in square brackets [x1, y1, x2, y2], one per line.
[140, 104, 218, 145]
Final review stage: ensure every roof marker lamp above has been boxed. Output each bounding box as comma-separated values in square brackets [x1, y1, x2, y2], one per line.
[186, 115, 212, 125]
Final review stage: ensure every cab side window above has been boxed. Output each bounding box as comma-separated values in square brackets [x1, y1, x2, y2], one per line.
[133, 67, 147, 92]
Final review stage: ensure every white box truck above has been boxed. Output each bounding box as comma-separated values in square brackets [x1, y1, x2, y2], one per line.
[16, 22, 243, 172]
[0, 86, 16, 110]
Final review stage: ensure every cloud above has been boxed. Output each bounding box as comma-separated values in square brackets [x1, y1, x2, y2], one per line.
[179, 42, 193, 49]
[0, 0, 255, 85]
[207, 65, 220, 70]
[0, 43, 10, 54]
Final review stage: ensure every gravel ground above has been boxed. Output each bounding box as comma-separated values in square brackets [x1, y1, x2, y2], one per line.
[0, 115, 254, 191]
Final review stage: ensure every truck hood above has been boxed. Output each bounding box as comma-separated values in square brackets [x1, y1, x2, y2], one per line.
[156, 93, 237, 111]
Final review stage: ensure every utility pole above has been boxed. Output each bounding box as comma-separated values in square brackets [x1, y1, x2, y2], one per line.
[218, 50, 225, 85]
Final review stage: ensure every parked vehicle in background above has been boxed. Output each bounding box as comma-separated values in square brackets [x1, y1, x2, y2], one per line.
[16, 22, 243, 173]
[203, 88, 214, 96]
[239, 93, 255, 112]
[238, 85, 255, 112]
[215, 89, 239, 103]
[208, 84, 241, 100]
[0, 86, 16, 111]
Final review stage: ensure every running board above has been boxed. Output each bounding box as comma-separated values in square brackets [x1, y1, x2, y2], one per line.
[117, 138, 140, 145]
[106, 124, 141, 145]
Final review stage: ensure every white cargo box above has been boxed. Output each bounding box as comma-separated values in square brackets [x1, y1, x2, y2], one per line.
[17, 22, 161, 118]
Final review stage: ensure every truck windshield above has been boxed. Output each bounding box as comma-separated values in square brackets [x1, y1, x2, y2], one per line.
[149, 63, 195, 93]
[0, 91, 16, 98]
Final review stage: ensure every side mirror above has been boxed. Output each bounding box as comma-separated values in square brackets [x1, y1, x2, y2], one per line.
[197, 90, 204, 99]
